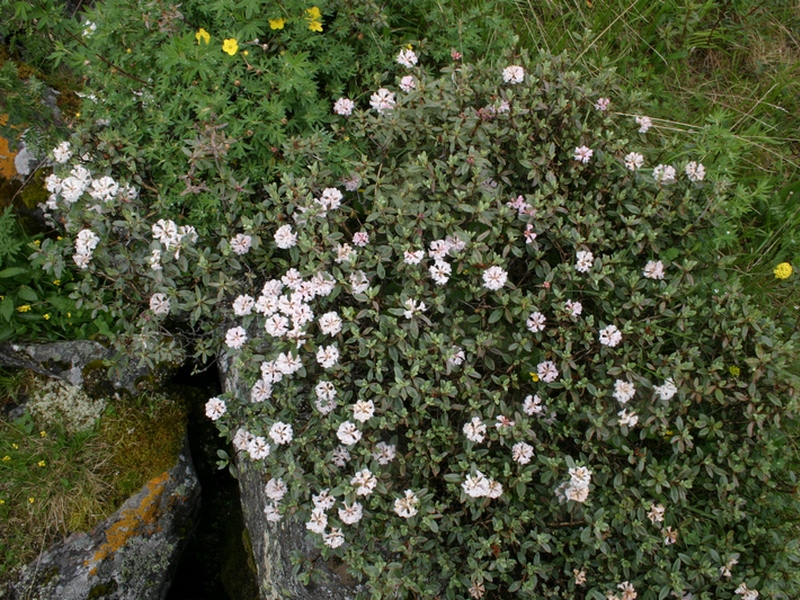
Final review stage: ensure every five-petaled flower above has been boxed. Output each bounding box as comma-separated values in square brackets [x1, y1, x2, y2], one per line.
[269, 18, 286, 30]
[196, 28, 210, 44]
[774, 262, 793, 279]
[222, 38, 238, 55]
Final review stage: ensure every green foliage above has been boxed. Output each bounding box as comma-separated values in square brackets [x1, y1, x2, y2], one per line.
[35, 38, 800, 598]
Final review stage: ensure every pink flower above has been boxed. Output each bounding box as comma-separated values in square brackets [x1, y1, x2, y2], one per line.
[352, 231, 369, 247]
[333, 97, 355, 116]
[594, 97, 610, 111]
[574, 146, 593, 164]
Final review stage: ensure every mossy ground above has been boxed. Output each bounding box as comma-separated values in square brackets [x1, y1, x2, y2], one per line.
[0, 369, 188, 584]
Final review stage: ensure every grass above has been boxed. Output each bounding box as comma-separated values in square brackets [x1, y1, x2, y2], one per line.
[0, 370, 187, 583]
[506, 0, 800, 307]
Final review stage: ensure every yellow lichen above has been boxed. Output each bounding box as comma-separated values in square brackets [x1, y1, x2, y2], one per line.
[86, 471, 170, 575]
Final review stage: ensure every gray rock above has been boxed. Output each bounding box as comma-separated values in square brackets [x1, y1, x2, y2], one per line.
[218, 353, 359, 600]
[6, 442, 200, 600]
[0, 341, 155, 396]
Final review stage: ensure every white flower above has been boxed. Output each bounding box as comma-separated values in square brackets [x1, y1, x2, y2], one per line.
[575, 250, 594, 273]
[269, 422, 293, 445]
[73, 253, 91, 269]
[318, 311, 343, 336]
[502, 65, 525, 84]
[247, 436, 271, 460]
[373, 442, 396, 465]
[463, 416, 486, 443]
[370, 88, 396, 113]
[486, 480, 503, 499]
[349, 270, 369, 294]
[263, 502, 282, 522]
[617, 409, 639, 428]
[60, 176, 87, 204]
[338, 502, 363, 525]
[537, 360, 559, 383]
[495, 415, 515, 429]
[482, 266, 508, 291]
[403, 298, 427, 319]
[524, 224, 537, 243]
[318, 187, 343, 212]
[643, 260, 665, 280]
[613, 379, 636, 404]
[331, 446, 350, 467]
[566, 485, 589, 503]
[323, 528, 345, 548]
[574, 569, 587, 585]
[337, 421, 362, 446]
[82, 20, 96, 37]
[45, 173, 62, 193]
[663, 526, 678, 545]
[250, 379, 273, 403]
[574, 146, 593, 164]
[313, 489, 336, 510]
[654, 378, 678, 401]
[149, 249, 162, 271]
[393, 489, 420, 518]
[526, 311, 546, 333]
[523, 394, 544, 415]
[264, 314, 289, 338]
[599, 324, 622, 347]
[685, 161, 706, 182]
[569, 466, 592, 487]
[306, 507, 328, 534]
[352, 231, 369, 247]
[653, 164, 677, 184]
[150, 293, 170, 316]
[204, 397, 226, 421]
[316, 345, 340, 369]
[265, 478, 287, 501]
[735, 583, 758, 600]
[76, 229, 100, 253]
[624, 152, 644, 171]
[351, 468, 377, 496]
[225, 326, 248, 349]
[352, 399, 375, 423]
[396, 48, 418, 68]
[647, 503, 665, 524]
[446, 346, 465, 367]
[594, 97, 610, 111]
[232, 428, 254, 452]
[429, 260, 451, 285]
[52, 141, 72, 163]
[462, 470, 490, 498]
[565, 299, 583, 316]
[334, 243, 355, 264]
[232, 294, 255, 316]
[617, 581, 637, 600]
[89, 176, 119, 202]
[403, 250, 424, 265]
[399, 75, 416, 92]
[315, 381, 337, 402]
[274, 224, 297, 249]
[333, 97, 355, 116]
[636, 115, 652, 133]
[230, 234, 252, 255]
[512, 442, 534, 464]
[152, 219, 178, 247]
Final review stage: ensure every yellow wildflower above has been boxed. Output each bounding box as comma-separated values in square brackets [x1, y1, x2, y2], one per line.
[0, 499, 5, 505]
[2, 456, 10, 462]
[39, 431, 47, 438]
[16, 305, 31, 313]
[43, 314, 50, 320]
[38, 460, 46, 467]
[28, 497, 35, 504]
[729, 365, 740, 378]
[33, 239, 40, 247]
[196, 28, 210, 44]
[243, 50, 249, 56]
[53, 280, 60, 286]
[529, 372, 540, 383]
[774, 262, 793, 279]
[269, 18, 286, 30]
[11, 444, 17, 449]
[306, 6, 323, 31]
[222, 38, 239, 56]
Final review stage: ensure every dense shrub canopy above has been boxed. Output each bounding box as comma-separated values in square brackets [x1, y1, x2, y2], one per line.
[29, 4, 800, 599]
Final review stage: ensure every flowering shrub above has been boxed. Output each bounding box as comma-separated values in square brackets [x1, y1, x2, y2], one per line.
[33, 47, 800, 600]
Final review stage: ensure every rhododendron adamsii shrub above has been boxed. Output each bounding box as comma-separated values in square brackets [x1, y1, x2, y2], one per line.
[35, 52, 799, 599]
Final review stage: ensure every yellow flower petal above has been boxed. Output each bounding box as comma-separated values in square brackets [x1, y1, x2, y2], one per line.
[308, 20, 323, 32]
[269, 18, 286, 30]
[196, 28, 210, 44]
[306, 6, 322, 20]
[222, 38, 239, 56]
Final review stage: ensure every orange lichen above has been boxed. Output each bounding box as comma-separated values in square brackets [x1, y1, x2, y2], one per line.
[0, 115, 17, 179]
[86, 471, 170, 576]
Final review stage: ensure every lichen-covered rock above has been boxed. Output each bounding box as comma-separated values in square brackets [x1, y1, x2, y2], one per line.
[6, 443, 200, 600]
[0, 340, 156, 396]
[218, 354, 358, 600]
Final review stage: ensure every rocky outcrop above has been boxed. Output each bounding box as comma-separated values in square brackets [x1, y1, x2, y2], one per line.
[6, 443, 200, 600]
[218, 354, 359, 600]
[0, 341, 154, 396]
